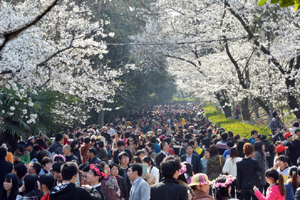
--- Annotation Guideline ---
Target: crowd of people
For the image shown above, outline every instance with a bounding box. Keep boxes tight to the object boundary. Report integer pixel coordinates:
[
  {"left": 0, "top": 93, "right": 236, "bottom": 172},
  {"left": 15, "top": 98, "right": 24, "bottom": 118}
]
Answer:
[{"left": 1, "top": 103, "right": 300, "bottom": 200}]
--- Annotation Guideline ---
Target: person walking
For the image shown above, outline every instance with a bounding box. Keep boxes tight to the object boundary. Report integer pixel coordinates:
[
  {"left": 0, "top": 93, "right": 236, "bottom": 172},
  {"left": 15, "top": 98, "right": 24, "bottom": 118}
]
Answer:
[{"left": 127, "top": 164, "right": 150, "bottom": 200}]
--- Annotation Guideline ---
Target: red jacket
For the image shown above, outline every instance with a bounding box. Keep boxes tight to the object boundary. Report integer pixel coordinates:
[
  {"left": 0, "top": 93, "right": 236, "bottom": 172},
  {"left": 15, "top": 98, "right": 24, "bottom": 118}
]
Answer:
[
  {"left": 255, "top": 184, "right": 285, "bottom": 200},
  {"left": 41, "top": 193, "right": 49, "bottom": 200}
]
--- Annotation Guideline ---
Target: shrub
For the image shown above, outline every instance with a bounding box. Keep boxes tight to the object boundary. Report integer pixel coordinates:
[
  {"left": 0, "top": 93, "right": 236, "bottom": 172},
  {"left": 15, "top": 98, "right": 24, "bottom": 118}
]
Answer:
[{"left": 204, "top": 104, "right": 271, "bottom": 138}]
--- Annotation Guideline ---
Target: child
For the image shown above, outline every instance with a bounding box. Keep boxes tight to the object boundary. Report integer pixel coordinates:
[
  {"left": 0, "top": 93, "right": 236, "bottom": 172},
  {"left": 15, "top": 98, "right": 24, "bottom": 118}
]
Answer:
[{"left": 254, "top": 168, "right": 285, "bottom": 200}]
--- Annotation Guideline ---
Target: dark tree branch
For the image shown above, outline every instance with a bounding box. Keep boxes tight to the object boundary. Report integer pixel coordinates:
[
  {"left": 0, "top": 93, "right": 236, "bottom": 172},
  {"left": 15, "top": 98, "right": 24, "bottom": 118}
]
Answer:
[
  {"left": 0, "top": 0, "right": 59, "bottom": 52},
  {"left": 224, "top": 0, "right": 286, "bottom": 75}
]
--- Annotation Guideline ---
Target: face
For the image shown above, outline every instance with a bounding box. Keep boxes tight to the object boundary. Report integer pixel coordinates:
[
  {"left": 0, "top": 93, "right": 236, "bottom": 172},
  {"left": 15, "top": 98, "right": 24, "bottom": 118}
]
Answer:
[
  {"left": 111, "top": 166, "right": 119, "bottom": 177},
  {"left": 204, "top": 151, "right": 209, "bottom": 159},
  {"left": 277, "top": 160, "right": 287, "bottom": 169},
  {"left": 87, "top": 151, "right": 92, "bottom": 159},
  {"left": 129, "top": 139, "right": 134, "bottom": 145},
  {"left": 186, "top": 146, "right": 193, "bottom": 155},
  {"left": 87, "top": 170, "right": 99, "bottom": 184},
  {"left": 163, "top": 143, "right": 169, "bottom": 152},
  {"left": 118, "top": 145, "right": 124, "bottom": 151},
  {"left": 252, "top": 133, "right": 258, "bottom": 139},
  {"left": 120, "top": 156, "right": 129, "bottom": 166},
  {"left": 81, "top": 172, "right": 88, "bottom": 185},
  {"left": 75, "top": 144, "right": 79, "bottom": 149},
  {"left": 138, "top": 140, "right": 143, "bottom": 145},
  {"left": 3, "top": 179, "right": 12, "bottom": 191},
  {"left": 104, "top": 164, "right": 110, "bottom": 176},
  {"left": 266, "top": 176, "right": 274, "bottom": 185},
  {"left": 262, "top": 145, "right": 265, "bottom": 152},
  {"left": 138, "top": 153, "right": 145, "bottom": 160},
  {"left": 28, "top": 166, "right": 36, "bottom": 175},
  {"left": 54, "top": 171, "right": 62, "bottom": 181},
  {"left": 127, "top": 167, "right": 136, "bottom": 181},
  {"left": 43, "top": 162, "right": 52, "bottom": 172},
  {"left": 198, "top": 184, "right": 210, "bottom": 194},
  {"left": 142, "top": 160, "right": 150, "bottom": 167}
]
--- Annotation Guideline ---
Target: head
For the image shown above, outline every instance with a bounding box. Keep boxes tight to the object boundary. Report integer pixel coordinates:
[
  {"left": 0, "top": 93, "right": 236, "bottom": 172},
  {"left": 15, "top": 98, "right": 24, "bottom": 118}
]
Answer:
[
  {"left": 160, "top": 156, "right": 181, "bottom": 179},
  {"left": 127, "top": 164, "right": 143, "bottom": 181},
  {"left": 16, "top": 144, "right": 24, "bottom": 155},
  {"left": 213, "top": 175, "right": 235, "bottom": 200},
  {"left": 276, "top": 155, "right": 290, "bottom": 170},
  {"left": 178, "top": 162, "right": 193, "bottom": 184},
  {"left": 61, "top": 162, "right": 78, "bottom": 183},
  {"left": 55, "top": 133, "right": 64, "bottom": 144},
  {"left": 70, "top": 140, "right": 80, "bottom": 151},
  {"left": 53, "top": 154, "right": 66, "bottom": 163},
  {"left": 0, "top": 147, "right": 7, "bottom": 159},
  {"left": 272, "top": 111, "right": 278, "bottom": 118},
  {"left": 117, "top": 141, "right": 125, "bottom": 151},
  {"left": 13, "top": 163, "right": 27, "bottom": 179},
  {"left": 160, "top": 141, "right": 169, "bottom": 152},
  {"left": 2, "top": 173, "right": 18, "bottom": 198},
  {"left": 87, "top": 148, "right": 97, "bottom": 159},
  {"left": 136, "top": 150, "right": 146, "bottom": 160},
  {"left": 254, "top": 141, "right": 265, "bottom": 156},
  {"left": 110, "top": 164, "right": 119, "bottom": 177},
  {"left": 189, "top": 173, "right": 210, "bottom": 194},
  {"left": 81, "top": 165, "right": 90, "bottom": 185},
  {"left": 251, "top": 130, "right": 258, "bottom": 139},
  {"left": 87, "top": 164, "right": 107, "bottom": 185},
  {"left": 204, "top": 149, "right": 210, "bottom": 159},
  {"left": 185, "top": 144, "right": 194, "bottom": 156},
  {"left": 220, "top": 133, "right": 228, "bottom": 141},
  {"left": 243, "top": 143, "right": 254, "bottom": 157},
  {"left": 24, "top": 174, "right": 38, "bottom": 194},
  {"left": 288, "top": 166, "right": 298, "bottom": 193},
  {"left": 63, "top": 145, "right": 72, "bottom": 156},
  {"left": 229, "top": 147, "right": 239, "bottom": 159},
  {"left": 28, "top": 163, "right": 42, "bottom": 175},
  {"left": 284, "top": 132, "right": 293, "bottom": 142},
  {"left": 118, "top": 152, "right": 129, "bottom": 166},
  {"left": 209, "top": 144, "right": 219, "bottom": 157},
  {"left": 41, "top": 157, "right": 53, "bottom": 172},
  {"left": 52, "top": 162, "right": 64, "bottom": 182},
  {"left": 142, "top": 156, "right": 155, "bottom": 168},
  {"left": 39, "top": 174, "right": 55, "bottom": 194},
  {"left": 265, "top": 168, "right": 285, "bottom": 196},
  {"left": 145, "top": 143, "right": 154, "bottom": 153}
]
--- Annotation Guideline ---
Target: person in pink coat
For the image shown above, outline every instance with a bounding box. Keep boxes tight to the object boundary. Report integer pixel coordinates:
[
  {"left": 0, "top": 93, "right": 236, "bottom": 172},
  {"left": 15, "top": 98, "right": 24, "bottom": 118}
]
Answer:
[{"left": 253, "top": 168, "right": 286, "bottom": 200}]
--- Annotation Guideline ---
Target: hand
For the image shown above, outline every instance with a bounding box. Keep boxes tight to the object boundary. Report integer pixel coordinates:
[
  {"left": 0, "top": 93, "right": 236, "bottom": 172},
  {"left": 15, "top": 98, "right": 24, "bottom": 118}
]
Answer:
[
  {"left": 116, "top": 192, "right": 120, "bottom": 197},
  {"left": 253, "top": 186, "right": 258, "bottom": 192},
  {"left": 82, "top": 185, "right": 91, "bottom": 190}
]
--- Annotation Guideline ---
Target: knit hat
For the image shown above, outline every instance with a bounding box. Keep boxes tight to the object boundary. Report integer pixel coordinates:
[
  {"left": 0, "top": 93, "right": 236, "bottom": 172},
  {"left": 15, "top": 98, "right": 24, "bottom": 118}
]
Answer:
[{"left": 189, "top": 173, "right": 210, "bottom": 186}]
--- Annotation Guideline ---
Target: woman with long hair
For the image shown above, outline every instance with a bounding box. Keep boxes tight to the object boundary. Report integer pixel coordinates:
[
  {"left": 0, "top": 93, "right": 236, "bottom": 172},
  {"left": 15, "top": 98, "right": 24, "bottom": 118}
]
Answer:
[
  {"left": 212, "top": 174, "right": 237, "bottom": 200},
  {"left": 254, "top": 141, "right": 268, "bottom": 193},
  {"left": 16, "top": 174, "right": 43, "bottom": 200},
  {"left": 284, "top": 166, "right": 298, "bottom": 200},
  {"left": 178, "top": 162, "right": 194, "bottom": 200},
  {"left": 0, "top": 173, "right": 19, "bottom": 200},
  {"left": 99, "top": 162, "right": 120, "bottom": 200},
  {"left": 236, "top": 140, "right": 245, "bottom": 158},
  {"left": 206, "top": 144, "right": 225, "bottom": 181},
  {"left": 70, "top": 140, "right": 82, "bottom": 164},
  {"left": 254, "top": 168, "right": 286, "bottom": 200},
  {"left": 222, "top": 147, "right": 242, "bottom": 198},
  {"left": 142, "top": 156, "right": 159, "bottom": 184},
  {"left": 136, "top": 138, "right": 145, "bottom": 151}
]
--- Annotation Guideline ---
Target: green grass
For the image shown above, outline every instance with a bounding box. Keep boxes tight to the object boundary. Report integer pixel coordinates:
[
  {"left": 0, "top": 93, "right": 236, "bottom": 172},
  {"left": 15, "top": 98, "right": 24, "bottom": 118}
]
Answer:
[{"left": 204, "top": 103, "right": 271, "bottom": 138}]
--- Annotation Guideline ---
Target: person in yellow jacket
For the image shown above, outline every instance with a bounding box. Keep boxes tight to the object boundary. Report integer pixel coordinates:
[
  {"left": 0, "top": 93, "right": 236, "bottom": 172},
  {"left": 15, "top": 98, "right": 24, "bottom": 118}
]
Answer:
[{"left": 1, "top": 143, "right": 14, "bottom": 165}]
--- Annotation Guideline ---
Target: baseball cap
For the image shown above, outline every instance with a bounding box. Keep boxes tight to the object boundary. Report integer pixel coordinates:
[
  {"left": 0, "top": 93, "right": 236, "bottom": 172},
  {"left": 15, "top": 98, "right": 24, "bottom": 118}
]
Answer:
[
  {"left": 189, "top": 173, "right": 210, "bottom": 186},
  {"left": 284, "top": 132, "right": 292, "bottom": 140},
  {"left": 276, "top": 144, "right": 288, "bottom": 153}
]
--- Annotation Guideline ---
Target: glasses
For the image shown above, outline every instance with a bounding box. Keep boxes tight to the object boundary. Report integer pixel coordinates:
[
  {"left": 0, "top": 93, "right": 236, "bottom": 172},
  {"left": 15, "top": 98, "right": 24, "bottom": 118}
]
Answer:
[{"left": 121, "top": 157, "right": 129, "bottom": 160}]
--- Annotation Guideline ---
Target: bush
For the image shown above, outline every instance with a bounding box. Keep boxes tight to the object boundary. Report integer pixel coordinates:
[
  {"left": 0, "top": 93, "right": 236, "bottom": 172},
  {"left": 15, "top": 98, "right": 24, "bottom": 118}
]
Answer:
[{"left": 204, "top": 104, "right": 271, "bottom": 138}]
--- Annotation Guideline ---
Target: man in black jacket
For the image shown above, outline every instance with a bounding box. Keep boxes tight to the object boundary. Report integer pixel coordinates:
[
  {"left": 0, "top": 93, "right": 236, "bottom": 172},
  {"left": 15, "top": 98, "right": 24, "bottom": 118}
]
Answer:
[
  {"left": 49, "top": 162, "right": 94, "bottom": 200},
  {"left": 48, "top": 133, "right": 64, "bottom": 156},
  {"left": 63, "top": 145, "right": 79, "bottom": 165},
  {"left": 150, "top": 156, "right": 188, "bottom": 200},
  {"left": 237, "top": 143, "right": 261, "bottom": 200},
  {"left": 86, "top": 148, "right": 101, "bottom": 165},
  {"left": 155, "top": 141, "right": 169, "bottom": 169},
  {"left": 181, "top": 144, "right": 201, "bottom": 174}
]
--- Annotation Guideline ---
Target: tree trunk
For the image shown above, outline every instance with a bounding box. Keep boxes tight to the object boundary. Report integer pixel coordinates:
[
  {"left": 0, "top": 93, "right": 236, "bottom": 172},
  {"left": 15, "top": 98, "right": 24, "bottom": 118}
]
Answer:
[
  {"left": 241, "top": 97, "right": 251, "bottom": 121},
  {"left": 215, "top": 90, "right": 232, "bottom": 118}
]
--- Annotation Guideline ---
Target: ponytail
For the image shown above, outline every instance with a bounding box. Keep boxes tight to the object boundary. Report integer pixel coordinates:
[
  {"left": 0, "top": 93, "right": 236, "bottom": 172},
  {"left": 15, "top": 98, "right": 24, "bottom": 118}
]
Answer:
[
  {"left": 278, "top": 174, "right": 286, "bottom": 197},
  {"left": 291, "top": 171, "right": 297, "bottom": 193}
]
